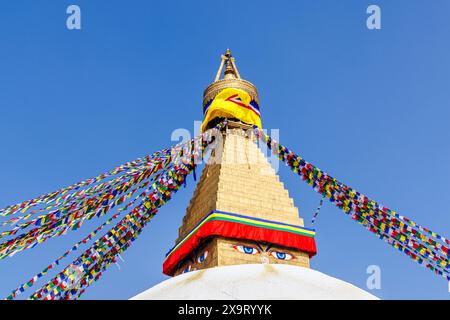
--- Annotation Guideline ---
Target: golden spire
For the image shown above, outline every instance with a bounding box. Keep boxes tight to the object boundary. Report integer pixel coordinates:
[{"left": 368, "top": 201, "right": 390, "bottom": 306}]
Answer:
[
  {"left": 216, "top": 48, "right": 241, "bottom": 80},
  {"left": 204, "top": 49, "right": 259, "bottom": 105}
]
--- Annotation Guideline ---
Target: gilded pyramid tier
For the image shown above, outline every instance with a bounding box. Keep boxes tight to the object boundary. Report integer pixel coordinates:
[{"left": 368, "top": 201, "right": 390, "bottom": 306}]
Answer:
[
  {"left": 177, "top": 125, "right": 304, "bottom": 242},
  {"left": 162, "top": 122, "right": 316, "bottom": 276}
]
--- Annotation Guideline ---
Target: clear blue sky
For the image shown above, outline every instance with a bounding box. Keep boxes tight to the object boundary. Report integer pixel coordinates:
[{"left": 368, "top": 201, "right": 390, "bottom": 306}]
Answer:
[{"left": 0, "top": 0, "right": 449, "bottom": 299}]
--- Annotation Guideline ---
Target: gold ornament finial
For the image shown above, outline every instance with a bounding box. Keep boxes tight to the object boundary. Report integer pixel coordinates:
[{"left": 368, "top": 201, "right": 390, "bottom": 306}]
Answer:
[
  {"left": 223, "top": 49, "right": 240, "bottom": 80},
  {"left": 204, "top": 49, "right": 259, "bottom": 105}
]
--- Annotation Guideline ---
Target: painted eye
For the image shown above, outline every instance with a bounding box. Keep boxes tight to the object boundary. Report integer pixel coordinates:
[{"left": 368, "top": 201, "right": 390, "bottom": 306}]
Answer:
[
  {"left": 197, "top": 251, "right": 208, "bottom": 263},
  {"left": 270, "top": 251, "right": 293, "bottom": 260},
  {"left": 182, "top": 265, "right": 192, "bottom": 273},
  {"left": 233, "top": 245, "right": 259, "bottom": 255}
]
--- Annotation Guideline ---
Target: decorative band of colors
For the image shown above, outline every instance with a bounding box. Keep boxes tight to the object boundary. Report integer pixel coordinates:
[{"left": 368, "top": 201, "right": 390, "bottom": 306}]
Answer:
[{"left": 162, "top": 210, "right": 317, "bottom": 276}]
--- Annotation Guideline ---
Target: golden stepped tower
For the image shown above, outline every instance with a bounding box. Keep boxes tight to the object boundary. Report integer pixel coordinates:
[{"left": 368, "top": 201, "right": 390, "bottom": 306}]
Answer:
[{"left": 163, "top": 49, "right": 316, "bottom": 277}]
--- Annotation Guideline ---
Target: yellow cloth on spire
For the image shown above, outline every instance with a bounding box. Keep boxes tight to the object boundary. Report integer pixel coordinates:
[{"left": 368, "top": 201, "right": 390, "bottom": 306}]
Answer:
[{"left": 201, "top": 88, "right": 262, "bottom": 132}]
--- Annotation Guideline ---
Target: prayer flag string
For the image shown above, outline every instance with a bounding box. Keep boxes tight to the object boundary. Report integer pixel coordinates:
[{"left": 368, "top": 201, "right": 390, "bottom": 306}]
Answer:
[
  {"left": 29, "top": 121, "right": 226, "bottom": 300},
  {"left": 311, "top": 197, "right": 325, "bottom": 225},
  {"left": 2, "top": 121, "right": 227, "bottom": 300},
  {"left": 253, "top": 127, "right": 449, "bottom": 281}
]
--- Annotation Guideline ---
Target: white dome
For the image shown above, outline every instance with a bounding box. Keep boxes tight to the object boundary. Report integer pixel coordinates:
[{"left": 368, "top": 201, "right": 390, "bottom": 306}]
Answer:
[{"left": 131, "top": 264, "right": 378, "bottom": 300}]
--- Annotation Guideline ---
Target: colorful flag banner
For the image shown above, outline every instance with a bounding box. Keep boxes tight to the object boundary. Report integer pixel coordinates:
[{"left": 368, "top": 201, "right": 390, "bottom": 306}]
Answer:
[
  {"left": 311, "top": 197, "right": 325, "bottom": 225},
  {"left": 0, "top": 121, "right": 226, "bottom": 261},
  {"left": 252, "top": 127, "right": 449, "bottom": 281},
  {"left": 6, "top": 175, "right": 158, "bottom": 299},
  {"left": 2, "top": 121, "right": 227, "bottom": 300},
  {"left": 29, "top": 148, "right": 208, "bottom": 300}
]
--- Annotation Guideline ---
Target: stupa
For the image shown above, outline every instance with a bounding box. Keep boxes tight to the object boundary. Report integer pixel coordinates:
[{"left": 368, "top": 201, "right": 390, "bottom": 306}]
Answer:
[{"left": 132, "top": 50, "right": 378, "bottom": 300}]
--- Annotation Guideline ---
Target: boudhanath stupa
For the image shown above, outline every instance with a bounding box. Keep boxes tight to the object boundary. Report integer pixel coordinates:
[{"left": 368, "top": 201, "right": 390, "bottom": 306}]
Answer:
[
  {"left": 132, "top": 49, "right": 378, "bottom": 300},
  {"left": 2, "top": 47, "right": 447, "bottom": 301}
]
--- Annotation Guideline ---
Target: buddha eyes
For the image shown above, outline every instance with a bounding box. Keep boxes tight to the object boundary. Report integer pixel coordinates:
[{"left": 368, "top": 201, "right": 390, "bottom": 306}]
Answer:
[
  {"left": 232, "top": 245, "right": 294, "bottom": 260},
  {"left": 183, "top": 265, "right": 198, "bottom": 274},
  {"left": 270, "top": 251, "right": 293, "bottom": 261},
  {"left": 182, "top": 265, "right": 192, "bottom": 273},
  {"left": 197, "top": 251, "right": 208, "bottom": 263},
  {"left": 182, "top": 250, "right": 208, "bottom": 274},
  {"left": 233, "top": 245, "right": 260, "bottom": 255}
]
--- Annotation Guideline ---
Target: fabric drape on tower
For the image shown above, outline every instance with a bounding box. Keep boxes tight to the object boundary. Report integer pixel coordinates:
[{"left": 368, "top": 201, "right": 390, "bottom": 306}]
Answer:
[{"left": 201, "top": 88, "right": 262, "bottom": 132}]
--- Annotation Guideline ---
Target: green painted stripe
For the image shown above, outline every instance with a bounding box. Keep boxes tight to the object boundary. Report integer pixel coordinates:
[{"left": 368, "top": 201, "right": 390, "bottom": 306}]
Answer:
[
  {"left": 166, "top": 214, "right": 314, "bottom": 259},
  {"left": 214, "top": 216, "right": 314, "bottom": 236}
]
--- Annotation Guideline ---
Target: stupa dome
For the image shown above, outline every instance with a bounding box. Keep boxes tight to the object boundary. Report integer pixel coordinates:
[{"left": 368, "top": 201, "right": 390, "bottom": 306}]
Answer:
[{"left": 131, "top": 264, "right": 378, "bottom": 300}]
